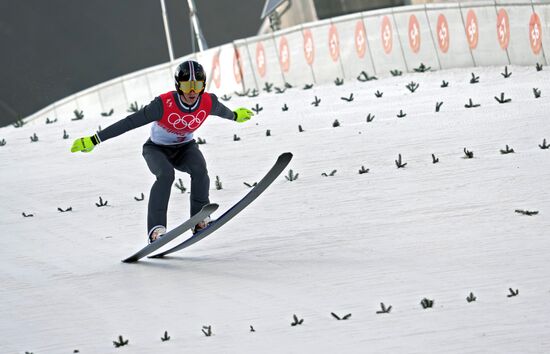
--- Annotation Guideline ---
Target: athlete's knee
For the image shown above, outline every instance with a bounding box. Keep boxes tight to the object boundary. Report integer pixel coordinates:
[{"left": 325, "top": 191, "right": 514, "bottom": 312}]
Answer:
[{"left": 156, "top": 169, "right": 175, "bottom": 183}]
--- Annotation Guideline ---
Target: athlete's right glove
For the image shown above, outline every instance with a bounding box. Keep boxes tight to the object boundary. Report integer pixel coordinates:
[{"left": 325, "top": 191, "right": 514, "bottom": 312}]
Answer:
[{"left": 70, "top": 134, "right": 100, "bottom": 153}]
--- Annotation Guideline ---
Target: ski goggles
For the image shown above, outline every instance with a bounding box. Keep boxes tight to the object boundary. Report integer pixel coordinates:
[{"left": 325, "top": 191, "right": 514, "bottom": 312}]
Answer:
[{"left": 178, "top": 80, "right": 205, "bottom": 93}]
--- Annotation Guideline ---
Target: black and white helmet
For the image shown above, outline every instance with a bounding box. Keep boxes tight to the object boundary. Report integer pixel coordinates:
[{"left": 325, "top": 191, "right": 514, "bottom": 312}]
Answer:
[{"left": 174, "top": 60, "right": 206, "bottom": 95}]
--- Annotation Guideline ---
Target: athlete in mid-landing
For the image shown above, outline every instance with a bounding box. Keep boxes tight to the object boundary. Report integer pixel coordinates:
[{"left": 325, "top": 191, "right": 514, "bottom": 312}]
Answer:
[{"left": 71, "top": 60, "right": 254, "bottom": 243}]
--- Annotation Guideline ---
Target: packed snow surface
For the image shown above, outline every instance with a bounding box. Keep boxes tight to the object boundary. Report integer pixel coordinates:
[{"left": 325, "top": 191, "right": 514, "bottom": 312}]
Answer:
[{"left": 1, "top": 66, "right": 549, "bottom": 353}]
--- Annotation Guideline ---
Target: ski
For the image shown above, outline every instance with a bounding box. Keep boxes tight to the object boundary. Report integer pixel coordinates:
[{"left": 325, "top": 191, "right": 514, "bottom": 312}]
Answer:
[
  {"left": 121, "top": 203, "right": 219, "bottom": 263},
  {"left": 149, "top": 152, "right": 293, "bottom": 258}
]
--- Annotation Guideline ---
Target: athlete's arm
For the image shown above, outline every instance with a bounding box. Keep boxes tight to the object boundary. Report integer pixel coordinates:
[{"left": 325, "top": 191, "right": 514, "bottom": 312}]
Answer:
[{"left": 96, "top": 97, "right": 163, "bottom": 142}]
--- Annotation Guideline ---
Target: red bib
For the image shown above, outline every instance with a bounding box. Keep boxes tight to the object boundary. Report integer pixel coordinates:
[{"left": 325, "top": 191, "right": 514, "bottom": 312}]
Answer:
[{"left": 157, "top": 92, "right": 213, "bottom": 135}]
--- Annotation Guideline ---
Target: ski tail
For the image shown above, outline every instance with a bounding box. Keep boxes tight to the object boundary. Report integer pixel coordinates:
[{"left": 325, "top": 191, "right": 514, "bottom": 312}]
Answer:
[{"left": 122, "top": 203, "right": 219, "bottom": 263}]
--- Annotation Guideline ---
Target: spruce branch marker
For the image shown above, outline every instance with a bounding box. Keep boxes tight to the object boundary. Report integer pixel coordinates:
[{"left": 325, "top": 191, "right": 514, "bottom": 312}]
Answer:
[
  {"left": 0, "top": 138, "right": 6, "bottom": 146},
  {"left": 134, "top": 193, "right": 145, "bottom": 201},
  {"left": 331, "top": 312, "right": 352, "bottom": 320},
  {"left": 71, "top": 109, "right": 84, "bottom": 121},
  {"left": 197, "top": 137, "right": 206, "bottom": 144},
  {"left": 441, "top": 80, "right": 449, "bottom": 88},
  {"left": 397, "top": 110, "right": 407, "bottom": 118},
  {"left": 250, "top": 325, "right": 256, "bottom": 332},
  {"left": 127, "top": 101, "right": 142, "bottom": 113},
  {"left": 334, "top": 77, "right": 344, "bottom": 86},
  {"left": 357, "top": 71, "right": 377, "bottom": 81},
  {"left": 30, "top": 133, "right": 39, "bottom": 142},
  {"left": 358, "top": 166, "right": 370, "bottom": 174},
  {"left": 395, "top": 154, "right": 407, "bottom": 168},
  {"left": 466, "top": 292, "right": 477, "bottom": 303},
  {"left": 174, "top": 179, "right": 187, "bottom": 193},
  {"left": 465, "top": 99, "right": 480, "bottom": 108},
  {"left": 376, "top": 303, "right": 392, "bottom": 314},
  {"left": 248, "top": 89, "right": 259, "bottom": 97},
  {"left": 435, "top": 101, "right": 443, "bottom": 112},
  {"left": 13, "top": 119, "right": 25, "bottom": 128},
  {"left": 202, "top": 325, "right": 213, "bottom": 337},
  {"left": 321, "top": 170, "right": 337, "bottom": 177},
  {"left": 285, "top": 169, "right": 299, "bottom": 181},
  {"left": 161, "top": 330, "right": 170, "bottom": 342},
  {"left": 501, "top": 66, "right": 512, "bottom": 78},
  {"left": 266, "top": 129, "right": 271, "bottom": 137},
  {"left": 406, "top": 81, "right": 419, "bottom": 93},
  {"left": 243, "top": 182, "right": 258, "bottom": 188},
  {"left": 282, "top": 103, "right": 289, "bottom": 111},
  {"left": 22, "top": 212, "right": 34, "bottom": 218},
  {"left": 101, "top": 109, "right": 114, "bottom": 117},
  {"left": 421, "top": 298, "right": 435, "bottom": 309},
  {"left": 494, "top": 92, "right": 511, "bottom": 104},
  {"left": 298, "top": 125, "right": 304, "bottom": 133},
  {"left": 95, "top": 196, "right": 108, "bottom": 207},
  {"left": 507, "top": 288, "right": 519, "bottom": 297},
  {"left": 235, "top": 89, "right": 250, "bottom": 97},
  {"left": 215, "top": 176, "right": 223, "bottom": 190},
  {"left": 375, "top": 90, "right": 384, "bottom": 98},
  {"left": 57, "top": 207, "right": 73, "bottom": 212},
  {"left": 233, "top": 134, "right": 241, "bottom": 141},
  {"left": 515, "top": 209, "right": 538, "bottom": 216},
  {"left": 533, "top": 88, "right": 541, "bottom": 99},
  {"left": 275, "top": 87, "right": 286, "bottom": 94},
  {"left": 46, "top": 117, "right": 58, "bottom": 124},
  {"left": 464, "top": 148, "right": 474, "bottom": 159},
  {"left": 220, "top": 94, "right": 231, "bottom": 101},
  {"left": 312, "top": 96, "right": 321, "bottom": 107},
  {"left": 252, "top": 103, "right": 263, "bottom": 114},
  {"left": 341, "top": 93, "right": 354, "bottom": 102},
  {"left": 390, "top": 69, "right": 402, "bottom": 76},
  {"left": 414, "top": 63, "right": 431, "bottom": 72},
  {"left": 263, "top": 82, "right": 274, "bottom": 93},
  {"left": 112, "top": 335, "right": 129, "bottom": 348},
  {"left": 332, "top": 119, "right": 341, "bottom": 127},
  {"left": 500, "top": 145, "right": 515, "bottom": 154},
  {"left": 536, "top": 62, "right": 543, "bottom": 71},
  {"left": 539, "top": 139, "right": 549, "bottom": 149},
  {"left": 303, "top": 84, "right": 314, "bottom": 90},
  {"left": 291, "top": 314, "right": 304, "bottom": 326},
  {"left": 470, "top": 73, "right": 480, "bottom": 84},
  {"left": 432, "top": 154, "right": 439, "bottom": 164},
  {"left": 366, "top": 113, "right": 375, "bottom": 122},
  {"left": 63, "top": 130, "right": 69, "bottom": 139}
]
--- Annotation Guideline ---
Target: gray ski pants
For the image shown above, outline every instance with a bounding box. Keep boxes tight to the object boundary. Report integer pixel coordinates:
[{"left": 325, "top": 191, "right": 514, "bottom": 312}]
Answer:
[{"left": 142, "top": 139, "right": 210, "bottom": 235}]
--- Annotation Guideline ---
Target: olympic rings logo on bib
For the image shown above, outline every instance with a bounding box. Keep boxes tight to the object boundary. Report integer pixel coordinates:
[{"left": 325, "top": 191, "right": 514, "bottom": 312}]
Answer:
[{"left": 167, "top": 110, "right": 207, "bottom": 131}]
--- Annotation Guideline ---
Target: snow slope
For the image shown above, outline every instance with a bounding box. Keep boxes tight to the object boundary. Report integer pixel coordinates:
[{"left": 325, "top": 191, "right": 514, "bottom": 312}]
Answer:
[{"left": 1, "top": 66, "right": 549, "bottom": 354}]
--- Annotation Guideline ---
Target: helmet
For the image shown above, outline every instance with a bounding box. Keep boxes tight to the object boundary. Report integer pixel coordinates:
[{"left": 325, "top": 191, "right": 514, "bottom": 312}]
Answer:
[{"left": 174, "top": 60, "right": 206, "bottom": 95}]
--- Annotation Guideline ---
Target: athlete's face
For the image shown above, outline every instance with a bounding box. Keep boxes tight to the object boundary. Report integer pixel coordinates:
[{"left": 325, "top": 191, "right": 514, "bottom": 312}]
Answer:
[{"left": 180, "top": 90, "right": 199, "bottom": 105}]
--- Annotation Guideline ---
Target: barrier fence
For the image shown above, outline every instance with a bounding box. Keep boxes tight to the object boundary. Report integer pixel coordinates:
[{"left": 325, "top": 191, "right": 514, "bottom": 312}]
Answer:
[{"left": 23, "top": 1, "right": 548, "bottom": 124}]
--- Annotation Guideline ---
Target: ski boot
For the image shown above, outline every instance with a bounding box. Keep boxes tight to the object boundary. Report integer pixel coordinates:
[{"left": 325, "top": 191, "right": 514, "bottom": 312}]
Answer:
[
  {"left": 192, "top": 216, "right": 211, "bottom": 234},
  {"left": 148, "top": 226, "right": 166, "bottom": 244}
]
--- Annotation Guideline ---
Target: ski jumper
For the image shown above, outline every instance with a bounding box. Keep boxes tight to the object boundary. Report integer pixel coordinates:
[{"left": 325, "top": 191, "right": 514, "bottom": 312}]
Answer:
[{"left": 96, "top": 91, "right": 235, "bottom": 236}]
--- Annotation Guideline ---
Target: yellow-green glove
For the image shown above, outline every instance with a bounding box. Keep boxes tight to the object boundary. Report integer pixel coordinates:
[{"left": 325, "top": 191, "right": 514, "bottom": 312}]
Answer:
[
  {"left": 70, "top": 134, "right": 100, "bottom": 153},
  {"left": 233, "top": 108, "right": 254, "bottom": 123}
]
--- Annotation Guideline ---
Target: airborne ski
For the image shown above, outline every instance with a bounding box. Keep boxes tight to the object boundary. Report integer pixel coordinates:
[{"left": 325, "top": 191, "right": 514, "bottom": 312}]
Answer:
[
  {"left": 122, "top": 203, "right": 219, "bottom": 263},
  {"left": 149, "top": 152, "right": 293, "bottom": 258}
]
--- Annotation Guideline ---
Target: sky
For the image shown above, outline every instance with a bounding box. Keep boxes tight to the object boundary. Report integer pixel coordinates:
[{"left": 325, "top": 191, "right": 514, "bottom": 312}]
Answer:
[{"left": 1, "top": 65, "right": 549, "bottom": 353}]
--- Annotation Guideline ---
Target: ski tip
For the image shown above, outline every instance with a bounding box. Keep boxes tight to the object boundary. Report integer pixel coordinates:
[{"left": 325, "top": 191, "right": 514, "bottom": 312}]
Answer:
[{"left": 280, "top": 152, "right": 293, "bottom": 160}]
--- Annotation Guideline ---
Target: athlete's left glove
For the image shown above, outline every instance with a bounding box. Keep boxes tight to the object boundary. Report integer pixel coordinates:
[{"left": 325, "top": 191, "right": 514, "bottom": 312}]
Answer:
[
  {"left": 233, "top": 108, "right": 254, "bottom": 123},
  {"left": 70, "top": 134, "right": 100, "bottom": 153}
]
